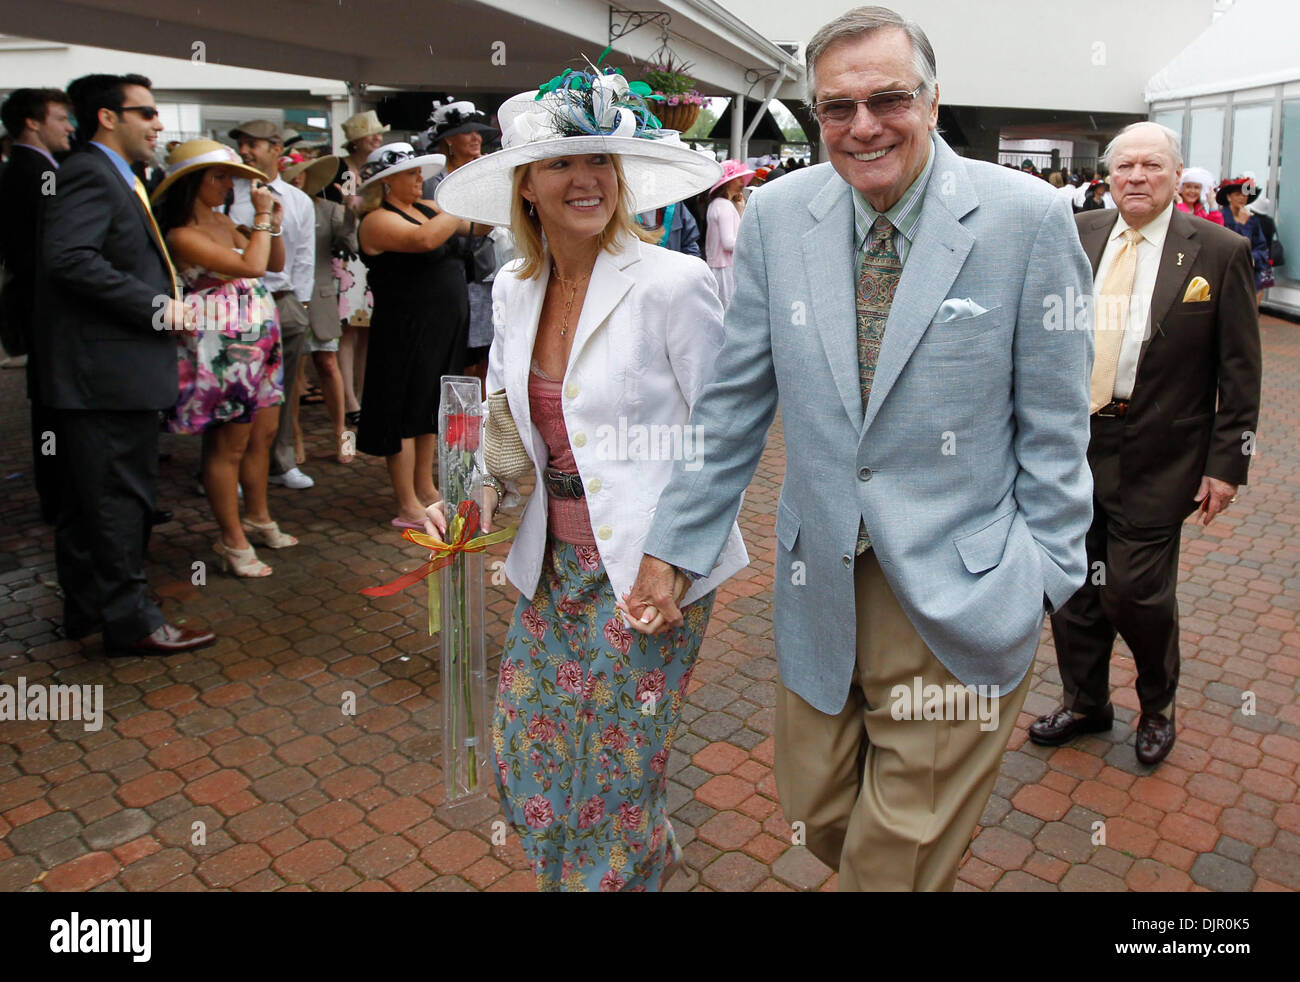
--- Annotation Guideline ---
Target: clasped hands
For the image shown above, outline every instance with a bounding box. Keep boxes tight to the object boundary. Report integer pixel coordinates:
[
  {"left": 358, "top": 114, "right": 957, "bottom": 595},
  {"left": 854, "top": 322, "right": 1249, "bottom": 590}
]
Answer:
[{"left": 617, "top": 556, "right": 692, "bottom": 636}]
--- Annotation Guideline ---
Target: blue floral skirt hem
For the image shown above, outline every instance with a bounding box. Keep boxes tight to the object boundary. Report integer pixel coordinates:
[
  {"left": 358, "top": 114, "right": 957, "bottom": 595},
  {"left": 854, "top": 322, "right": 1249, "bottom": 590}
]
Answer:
[{"left": 492, "top": 536, "right": 714, "bottom": 892}]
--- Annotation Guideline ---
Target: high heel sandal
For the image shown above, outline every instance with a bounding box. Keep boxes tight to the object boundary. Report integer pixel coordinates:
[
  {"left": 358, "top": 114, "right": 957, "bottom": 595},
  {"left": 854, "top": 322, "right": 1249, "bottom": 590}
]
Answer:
[
  {"left": 241, "top": 519, "right": 299, "bottom": 549},
  {"left": 214, "top": 541, "right": 272, "bottom": 577}
]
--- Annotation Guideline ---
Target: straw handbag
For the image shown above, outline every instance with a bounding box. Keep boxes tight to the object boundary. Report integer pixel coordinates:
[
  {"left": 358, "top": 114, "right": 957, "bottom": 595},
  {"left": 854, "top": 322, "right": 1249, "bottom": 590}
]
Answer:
[{"left": 484, "top": 389, "right": 533, "bottom": 480}]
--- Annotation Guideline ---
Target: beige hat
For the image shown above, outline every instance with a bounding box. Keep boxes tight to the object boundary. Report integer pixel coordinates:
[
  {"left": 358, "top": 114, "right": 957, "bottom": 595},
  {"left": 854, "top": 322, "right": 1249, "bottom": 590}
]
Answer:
[
  {"left": 150, "top": 139, "right": 269, "bottom": 205},
  {"left": 282, "top": 154, "right": 342, "bottom": 197},
  {"left": 342, "top": 110, "right": 389, "bottom": 144},
  {"left": 229, "top": 119, "right": 283, "bottom": 143}
]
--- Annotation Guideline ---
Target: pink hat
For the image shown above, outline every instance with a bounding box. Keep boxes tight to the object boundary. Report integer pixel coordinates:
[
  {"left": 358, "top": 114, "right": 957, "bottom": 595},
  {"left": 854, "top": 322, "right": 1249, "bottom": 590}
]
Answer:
[{"left": 710, "top": 159, "right": 756, "bottom": 195}]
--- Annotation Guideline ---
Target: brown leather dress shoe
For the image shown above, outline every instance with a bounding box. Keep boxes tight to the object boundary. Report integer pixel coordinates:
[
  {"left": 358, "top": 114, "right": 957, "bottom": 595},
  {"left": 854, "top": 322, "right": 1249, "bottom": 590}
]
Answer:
[
  {"left": 1028, "top": 703, "right": 1114, "bottom": 746},
  {"left": 115, "top": 623, "right": 217, "bottom": 657},
  {"left": 1136, "top": 707, "right": 1176, "bottom": 765}
]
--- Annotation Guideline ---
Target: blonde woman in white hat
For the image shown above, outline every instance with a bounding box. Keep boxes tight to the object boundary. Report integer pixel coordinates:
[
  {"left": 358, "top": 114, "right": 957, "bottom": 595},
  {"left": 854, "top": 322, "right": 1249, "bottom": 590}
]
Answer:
[
  {"left": 152, "top": 139, "right": 298, "bottom": 577},
  {"left": 337, "top": 110, "right": 389, "bottom": 427},
  {"left": 355, "top": 143, "right": 471, "bottom": 527},
  {"left": 432, "top": 68, "right": 746, "bottom": 891}
]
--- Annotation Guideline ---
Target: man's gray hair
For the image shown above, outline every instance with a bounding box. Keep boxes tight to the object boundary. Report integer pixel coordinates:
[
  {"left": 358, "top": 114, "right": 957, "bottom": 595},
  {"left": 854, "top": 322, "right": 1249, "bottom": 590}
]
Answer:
[
  {"left": 1100, "top": 121, "right": 1184, "bottom": 169},
  {"left": 804, "top": 6, "right": 938, "bottom": 107}
]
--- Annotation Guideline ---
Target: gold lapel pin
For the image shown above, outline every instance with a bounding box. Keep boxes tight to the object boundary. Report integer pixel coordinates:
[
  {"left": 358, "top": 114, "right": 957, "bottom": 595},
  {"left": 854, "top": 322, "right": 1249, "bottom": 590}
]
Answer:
[{"left": 1177, "top": 253, "right": 1184, "bottom": 266}]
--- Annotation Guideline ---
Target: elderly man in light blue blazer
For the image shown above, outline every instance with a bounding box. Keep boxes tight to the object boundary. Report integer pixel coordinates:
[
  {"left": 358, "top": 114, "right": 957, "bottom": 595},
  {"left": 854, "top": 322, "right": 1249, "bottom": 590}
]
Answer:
[{"left": 624, "top": 5, "right": 1094, "bottom": 891}]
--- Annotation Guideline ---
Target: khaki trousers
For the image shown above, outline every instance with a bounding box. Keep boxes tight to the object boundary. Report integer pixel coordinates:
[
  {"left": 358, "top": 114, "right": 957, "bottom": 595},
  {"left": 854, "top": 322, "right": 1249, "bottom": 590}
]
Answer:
[{"left": 774, "top": 551, "right": 1029, "bottom": 891}]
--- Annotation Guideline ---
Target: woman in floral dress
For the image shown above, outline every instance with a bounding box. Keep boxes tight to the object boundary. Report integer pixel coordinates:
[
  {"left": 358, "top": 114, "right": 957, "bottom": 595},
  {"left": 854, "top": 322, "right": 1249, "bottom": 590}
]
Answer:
[
  {"left": 430, "top": 68, "right": 746, "bottom": 891},
  {"left": 153, "top": 139, "right": 299, "bottom": 577}
]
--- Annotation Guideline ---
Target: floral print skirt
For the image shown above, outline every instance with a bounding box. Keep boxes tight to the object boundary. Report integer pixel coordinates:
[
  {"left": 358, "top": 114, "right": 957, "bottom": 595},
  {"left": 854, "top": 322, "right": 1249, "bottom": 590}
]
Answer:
[
  {"left": 493, "top": 536, "right": 714, "bottom": 892},
  {"left": 165, "top": 276, "right": 283, "bottom": 435}
]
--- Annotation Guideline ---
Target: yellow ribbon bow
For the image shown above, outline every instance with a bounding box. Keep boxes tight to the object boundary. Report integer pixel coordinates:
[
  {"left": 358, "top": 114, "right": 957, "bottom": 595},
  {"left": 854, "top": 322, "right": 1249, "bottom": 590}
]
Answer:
[{"left": 362, "top": 500, "right": 515, "bottom": 634}]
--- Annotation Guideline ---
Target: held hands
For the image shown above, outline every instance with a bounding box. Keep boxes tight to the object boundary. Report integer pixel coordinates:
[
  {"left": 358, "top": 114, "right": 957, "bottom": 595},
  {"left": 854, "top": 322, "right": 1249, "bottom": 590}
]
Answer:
[
  {"left": 166, "top": 298, "right": 196, "bottom": 332},
  {"left": 1194, "top": 476, "right": 1238, "bottom": 526},
  {"left": 422, "top": 484, "right": 499, "bottom": 540},
  {"left": 617, "top": 556, "right": 691, "bottom": 635}
]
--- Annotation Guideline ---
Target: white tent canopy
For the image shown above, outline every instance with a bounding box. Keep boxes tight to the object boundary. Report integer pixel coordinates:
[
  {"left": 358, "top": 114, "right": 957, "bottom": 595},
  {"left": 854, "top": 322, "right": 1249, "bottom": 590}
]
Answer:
[{"left": 1145, "top": 0, "right": 1300, "bottom": 102}]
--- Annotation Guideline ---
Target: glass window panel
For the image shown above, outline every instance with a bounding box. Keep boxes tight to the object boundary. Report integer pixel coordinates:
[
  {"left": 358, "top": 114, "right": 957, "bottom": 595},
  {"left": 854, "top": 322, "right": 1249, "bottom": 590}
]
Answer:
[
  {"left": 1152, "top": 109, "right": 1184, "bottom": 147},
  {"left": 1230, "top": 103, "right": 1272, "bottom": 195},
  {"left": 1188, "top": 106, "right": 1225, "bottom": 176},
  {"left": 1273, "top": 101, "right": 1300, "bottom": 280}
]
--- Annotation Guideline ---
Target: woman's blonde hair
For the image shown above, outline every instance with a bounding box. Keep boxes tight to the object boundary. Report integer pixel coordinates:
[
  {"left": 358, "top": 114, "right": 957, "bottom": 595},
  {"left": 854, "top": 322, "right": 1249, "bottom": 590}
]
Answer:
[
  {"left": 509, "top": 154, "right": 657, "bottom": 279},
  {"left": 358, "top": 180, "right": 386, "bottom": 216}
]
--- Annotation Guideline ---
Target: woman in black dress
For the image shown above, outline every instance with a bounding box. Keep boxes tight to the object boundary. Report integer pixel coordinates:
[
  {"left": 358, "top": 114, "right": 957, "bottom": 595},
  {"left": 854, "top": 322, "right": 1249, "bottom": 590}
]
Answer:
[{"left": 356, "top": 143, "right": 474, "bottom": 527}]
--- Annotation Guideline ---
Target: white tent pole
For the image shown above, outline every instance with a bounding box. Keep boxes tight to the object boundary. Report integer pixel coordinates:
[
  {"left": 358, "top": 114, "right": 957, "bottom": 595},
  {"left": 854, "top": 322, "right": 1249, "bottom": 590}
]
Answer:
[{"left": 730, "top": 92, "right": 745, "bottom": 161}]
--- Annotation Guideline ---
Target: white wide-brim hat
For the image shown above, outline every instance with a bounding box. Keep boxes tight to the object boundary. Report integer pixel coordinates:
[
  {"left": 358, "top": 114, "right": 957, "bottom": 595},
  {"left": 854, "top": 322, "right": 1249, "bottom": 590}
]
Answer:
[
  {"left": 358, "top": 142, "right": 446, "bottom": 190},
  {"left": 435, "top": 73, "right": 721, "bottom": 227}
]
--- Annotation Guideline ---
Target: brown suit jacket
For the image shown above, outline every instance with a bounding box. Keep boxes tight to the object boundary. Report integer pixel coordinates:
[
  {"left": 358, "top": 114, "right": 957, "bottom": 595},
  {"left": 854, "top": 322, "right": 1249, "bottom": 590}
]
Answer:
[{"left": 1076, "top": 206, "right": 1261, "bottom": 527}]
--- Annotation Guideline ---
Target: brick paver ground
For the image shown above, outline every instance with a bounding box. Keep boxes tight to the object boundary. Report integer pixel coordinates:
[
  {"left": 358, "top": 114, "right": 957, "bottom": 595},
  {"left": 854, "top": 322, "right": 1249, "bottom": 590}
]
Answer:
[{"left": 2, "top": 317, "right": 1298, "bottom": 892}]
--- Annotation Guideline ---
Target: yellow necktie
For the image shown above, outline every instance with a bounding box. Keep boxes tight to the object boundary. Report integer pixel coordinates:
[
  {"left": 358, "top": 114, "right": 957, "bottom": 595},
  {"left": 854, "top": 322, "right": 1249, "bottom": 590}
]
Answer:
[
  {"left": 1090, "top": 227, "right": 1142, "bottom": 413},
  {"left": 133, "top": 176, "right": 181, "bottom": 301}
]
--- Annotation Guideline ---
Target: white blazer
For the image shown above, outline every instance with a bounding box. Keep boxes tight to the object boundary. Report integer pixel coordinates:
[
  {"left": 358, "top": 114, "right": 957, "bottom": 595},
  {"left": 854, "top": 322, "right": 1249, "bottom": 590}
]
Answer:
[{"left": 487, "top": 234, "right": 748, "bottom": 606}]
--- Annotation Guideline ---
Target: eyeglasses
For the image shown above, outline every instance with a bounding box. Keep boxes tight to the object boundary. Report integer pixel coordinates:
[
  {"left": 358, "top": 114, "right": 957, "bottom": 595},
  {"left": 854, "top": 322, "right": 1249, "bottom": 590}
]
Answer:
[
  {"left": 117, "top": 105, "right": 160, "bottom": 121},
  {"left": 812, "top": 85, "right": 924, "bottom": 126}
]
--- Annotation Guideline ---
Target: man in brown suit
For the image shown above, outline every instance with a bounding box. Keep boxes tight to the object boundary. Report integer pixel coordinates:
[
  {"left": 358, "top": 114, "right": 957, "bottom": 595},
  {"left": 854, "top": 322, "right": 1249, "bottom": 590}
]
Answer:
[{"left": 1030, "top": 121, "right": 1261, "bottom": 766}]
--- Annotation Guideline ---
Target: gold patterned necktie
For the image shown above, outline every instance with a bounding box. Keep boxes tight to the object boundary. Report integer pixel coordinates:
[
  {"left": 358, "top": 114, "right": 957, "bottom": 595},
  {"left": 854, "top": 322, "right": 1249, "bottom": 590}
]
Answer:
[
  {"left": 854, "top": 215, "right": 901, "bottom": 554},
  {"left": 1090, "top": 227, "right": 1142, "bottom": 413},
  {"left": 133, "top": 175, "right": 181, "bottom": 301}
]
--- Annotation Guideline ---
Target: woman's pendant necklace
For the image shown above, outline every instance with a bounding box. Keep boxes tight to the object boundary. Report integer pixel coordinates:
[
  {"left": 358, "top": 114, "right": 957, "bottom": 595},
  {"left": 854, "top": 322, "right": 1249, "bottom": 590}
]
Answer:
[{"left": 552, "top": 263, "right": 590, "bottom": 337}]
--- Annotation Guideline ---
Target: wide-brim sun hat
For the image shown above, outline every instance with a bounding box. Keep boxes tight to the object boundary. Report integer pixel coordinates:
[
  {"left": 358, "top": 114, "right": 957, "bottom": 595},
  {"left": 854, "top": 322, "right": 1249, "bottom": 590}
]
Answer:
[
  {"left": 423, "top": 99, "right": 498, "bottom": 146},
  {"left": 283, "top": 154, "right": 342, "bottom": 198},
  {"left": 358, "top": 142, "right": 446, "bottom": 190},
  {"left": 710, "top": 159, "right": 756, "bottom": 195},
  {"left": 1216, "top": 176, "right": 1260, "bottom": 208},
  {"left": 151, "top": 139, "right": 269, "bottom": 205},
  {"left": 434, "top": 67, "right": 722, "bottom": 227},
  {"left": 342, "top": 110, "right": 389, "bottom": 144}
]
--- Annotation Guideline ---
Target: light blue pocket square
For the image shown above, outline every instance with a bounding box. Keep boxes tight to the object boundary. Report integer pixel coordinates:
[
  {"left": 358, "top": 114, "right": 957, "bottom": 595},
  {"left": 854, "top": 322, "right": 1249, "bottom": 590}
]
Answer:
[{"left": 935, "top": 298, "right": 990, "bottom": 322}]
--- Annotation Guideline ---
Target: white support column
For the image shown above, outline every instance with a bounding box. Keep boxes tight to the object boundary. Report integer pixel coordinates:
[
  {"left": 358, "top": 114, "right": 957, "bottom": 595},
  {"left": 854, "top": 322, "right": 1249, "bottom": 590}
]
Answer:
[
  {"left": 730, "top": 92, "right": 745, "bottom": 162},
  {"left": 327, "top": 94, "right": 351, "bottom": 153}
]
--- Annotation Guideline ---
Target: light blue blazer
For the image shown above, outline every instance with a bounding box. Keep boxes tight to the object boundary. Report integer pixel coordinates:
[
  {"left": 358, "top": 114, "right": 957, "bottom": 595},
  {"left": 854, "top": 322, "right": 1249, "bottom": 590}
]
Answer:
[{"left": 644, "top": 133, "right": 1095, "bottom": 715}]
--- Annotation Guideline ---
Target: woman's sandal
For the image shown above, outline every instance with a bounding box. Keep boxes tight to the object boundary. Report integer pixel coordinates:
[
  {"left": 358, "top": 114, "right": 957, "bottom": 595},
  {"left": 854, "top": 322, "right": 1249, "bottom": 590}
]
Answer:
[
  {"left": 213, "top": 541, "right": 272, "bottom": 577},
  {"left": 242, "top": 519, "right": 299, "bottom": 549}
]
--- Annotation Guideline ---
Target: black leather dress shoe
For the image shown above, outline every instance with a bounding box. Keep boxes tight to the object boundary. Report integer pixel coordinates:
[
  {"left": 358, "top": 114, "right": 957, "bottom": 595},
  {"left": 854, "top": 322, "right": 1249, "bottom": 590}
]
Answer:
[
  {"left": 1028, "top": 703, "right": 1114, "bottom": 746},
  {"left": 1136, "top": 707, "right": 1176, "bottom": 765},
  {"left": 150, "top": 508, "right": 174, "bottom": 526},
  {"left": 109, "top": 623, "right": 216, "bottom": 657}
]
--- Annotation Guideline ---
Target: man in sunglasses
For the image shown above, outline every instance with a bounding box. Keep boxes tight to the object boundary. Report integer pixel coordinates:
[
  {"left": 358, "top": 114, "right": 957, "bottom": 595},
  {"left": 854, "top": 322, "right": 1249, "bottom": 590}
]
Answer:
[
  {"left": 627, "top": 4, "right": 1093, "bottom": 890},
  {"left": 33, "top": 73, "right": 216, "bottom": 656}
]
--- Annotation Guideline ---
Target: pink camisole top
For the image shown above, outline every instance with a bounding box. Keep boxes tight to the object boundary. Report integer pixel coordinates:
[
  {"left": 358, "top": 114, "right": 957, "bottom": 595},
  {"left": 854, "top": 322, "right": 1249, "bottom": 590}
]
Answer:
[{"left": 528, "top": 363, "right": 595, "bottom": 545}]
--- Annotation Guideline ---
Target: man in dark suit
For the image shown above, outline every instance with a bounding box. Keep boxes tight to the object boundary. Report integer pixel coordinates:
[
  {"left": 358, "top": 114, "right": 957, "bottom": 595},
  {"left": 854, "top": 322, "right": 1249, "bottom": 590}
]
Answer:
[
  {"left": 1031, "top": 121, "right": 1261, "bottom": 765},
  {"left": 0, "top": 88, "right": 74, "bottom": 523},
  {"left": 34, "top": 73, "right": 215, "bottom": 655}
]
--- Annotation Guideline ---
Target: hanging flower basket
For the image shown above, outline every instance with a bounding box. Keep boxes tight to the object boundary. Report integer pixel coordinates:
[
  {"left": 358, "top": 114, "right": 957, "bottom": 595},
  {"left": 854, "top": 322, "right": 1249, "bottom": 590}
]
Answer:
[{"left": 652, "top": 101, "right": 701, "bottom": 133}]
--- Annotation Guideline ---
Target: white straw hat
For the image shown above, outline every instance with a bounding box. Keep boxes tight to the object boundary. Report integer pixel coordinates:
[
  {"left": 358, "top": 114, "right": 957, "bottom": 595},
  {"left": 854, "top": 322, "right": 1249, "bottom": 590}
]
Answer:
[
  {"left": 358, "top": 142, "right": 446, "bottom": 189},
  {"left": 435, "top": 69, "right": 721, "bottom": 227}
]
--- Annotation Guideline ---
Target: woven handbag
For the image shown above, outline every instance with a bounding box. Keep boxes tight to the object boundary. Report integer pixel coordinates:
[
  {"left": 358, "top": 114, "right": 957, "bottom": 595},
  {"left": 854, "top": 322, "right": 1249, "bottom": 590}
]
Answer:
[{"left": 485, "top": 389, "right": 533, "bottom": 480}]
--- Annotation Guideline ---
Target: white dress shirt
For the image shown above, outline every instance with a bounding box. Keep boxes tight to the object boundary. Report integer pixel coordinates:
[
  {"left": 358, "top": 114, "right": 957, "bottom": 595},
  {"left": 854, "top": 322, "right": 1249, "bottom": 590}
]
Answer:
[
  {"left": 229, "top": 175, "right": 315, "bottom": 302},
  {"left": 1093, "top": 199, "right": 1175, "bottom": 400}
]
